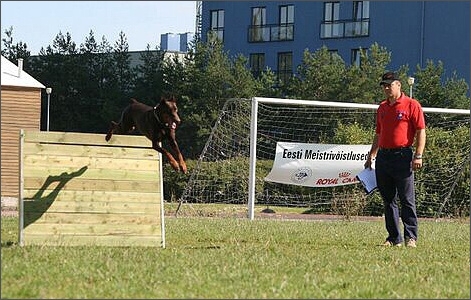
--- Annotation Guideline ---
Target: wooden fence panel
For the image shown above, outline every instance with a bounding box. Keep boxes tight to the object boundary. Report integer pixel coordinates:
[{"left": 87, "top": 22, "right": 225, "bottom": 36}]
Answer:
[{"left": 19, "top": 130, "right": 165, "bottom": 247}]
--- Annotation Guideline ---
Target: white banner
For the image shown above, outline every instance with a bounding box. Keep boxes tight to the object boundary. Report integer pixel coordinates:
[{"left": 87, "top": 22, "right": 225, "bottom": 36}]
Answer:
[{"left": 265, "top": 142, "right": 371, "bottom": 187}]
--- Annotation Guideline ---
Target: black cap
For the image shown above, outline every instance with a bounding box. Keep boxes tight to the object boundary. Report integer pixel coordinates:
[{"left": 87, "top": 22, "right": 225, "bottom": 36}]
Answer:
[{"left": 380, "top": 72, "right": 400, "bottom": 85}]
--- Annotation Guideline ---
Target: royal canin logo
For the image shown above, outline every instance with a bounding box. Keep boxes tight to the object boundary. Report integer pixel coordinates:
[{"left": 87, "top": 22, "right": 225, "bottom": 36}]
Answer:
[{"left": 338, "top": 172, "right": 351, "bottom": 178}]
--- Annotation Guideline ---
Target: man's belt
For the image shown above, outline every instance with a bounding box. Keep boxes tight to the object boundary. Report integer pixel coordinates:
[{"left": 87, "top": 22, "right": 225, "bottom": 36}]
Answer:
[{"left": 379, "top": 147, "right": 411, "bottom": 153}]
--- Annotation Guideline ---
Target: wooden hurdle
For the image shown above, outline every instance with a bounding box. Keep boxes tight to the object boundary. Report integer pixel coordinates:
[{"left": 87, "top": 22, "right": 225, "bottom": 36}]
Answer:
[{"left": 18, "top": 130, "right": 165, "bottom": 247}]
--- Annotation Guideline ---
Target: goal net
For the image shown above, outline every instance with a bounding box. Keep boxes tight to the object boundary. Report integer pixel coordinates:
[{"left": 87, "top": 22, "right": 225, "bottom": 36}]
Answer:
[{"left": 179, "top": 97, "right": 470, "bottom": 219}]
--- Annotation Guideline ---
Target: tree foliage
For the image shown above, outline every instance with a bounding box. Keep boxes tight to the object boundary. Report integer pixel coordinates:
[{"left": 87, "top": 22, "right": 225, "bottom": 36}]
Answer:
[
  {"left": 1, "top": 27, "right": 30, "bottom": 61},
  {"left": 2, "top": 28, "right": 469, "bottom": 159},
  {"left": 292, "top": 46, "right": 346, "bottom": 100}
]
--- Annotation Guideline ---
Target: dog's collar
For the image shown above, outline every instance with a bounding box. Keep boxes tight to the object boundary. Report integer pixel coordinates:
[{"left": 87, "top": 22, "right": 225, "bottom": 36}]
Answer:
[
  {"left": 153, "top": 105, "right": 175, "bottom": 130},
  {"left": 153, "top": 105, "right": 165, "bottom": 127}
]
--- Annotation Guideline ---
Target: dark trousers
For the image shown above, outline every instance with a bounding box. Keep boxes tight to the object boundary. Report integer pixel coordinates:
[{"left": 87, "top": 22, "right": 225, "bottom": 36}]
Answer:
[{"left": 375, "top": 148, "right": 418, "bottom": 243}]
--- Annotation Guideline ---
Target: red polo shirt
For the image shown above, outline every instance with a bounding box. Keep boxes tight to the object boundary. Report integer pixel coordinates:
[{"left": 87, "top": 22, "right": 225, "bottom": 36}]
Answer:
[{"left": 376, "top": 93, "right": 426, "bottom": 148}]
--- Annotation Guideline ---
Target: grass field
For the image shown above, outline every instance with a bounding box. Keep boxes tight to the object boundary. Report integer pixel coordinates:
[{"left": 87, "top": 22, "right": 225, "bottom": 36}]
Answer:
[{"left": 1, "top": 208, "right": 469, "bottom": 299}]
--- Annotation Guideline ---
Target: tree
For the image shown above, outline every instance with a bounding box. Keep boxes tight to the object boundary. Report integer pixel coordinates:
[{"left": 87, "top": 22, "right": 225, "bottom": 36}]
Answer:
[
  {"left": 113, "top": 31, "right": 135, "bottom": 95},
  {"left": 5, "top": 22, "right": 467, "bottom": 157},
  {"left": 342, "top": 43, "right": 391, "bottom": 103},
  {"left": 98, "top": 31, "right": 136, "bottom": 127},
  {"left": 442, "top": 72, "right": 469, "bottom": 109},
  {"left": 1, "top": 26, "right": 30, "bottom": 61},
  {"left": 290, "top": 46, "right": 346, "bottom": 101},
  {"left": 227, "top": 54, "right": 259, "bottom": 99},
  {"left": 133, "top": 45, "right": 166, "bottom": 103},
  {"left": 254, "top": 67, "right": 283, "bottom": 98},
  {"left": 414, "top": 60, "right": 470, "bottom": 109},
  {"left": 26, "top": 31, "right": 82, "bottom": 131},
  {"left": 161, "top": 52, "right": 191, "bottom": 98}
]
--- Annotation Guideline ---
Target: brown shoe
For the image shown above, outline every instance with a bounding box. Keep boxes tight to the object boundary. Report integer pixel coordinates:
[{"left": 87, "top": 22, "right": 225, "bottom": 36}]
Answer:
[
  {"left": 383, "top": 240, "right": 402, "bottom": 247},
  {"left": 405, "top": 238, "right": 417, "bottom": 248}
]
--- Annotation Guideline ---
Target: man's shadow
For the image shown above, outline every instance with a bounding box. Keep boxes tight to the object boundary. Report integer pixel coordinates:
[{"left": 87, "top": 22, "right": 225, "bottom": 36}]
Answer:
[{"left": 23, "top": 166, "right": 88, "bottom": 228}]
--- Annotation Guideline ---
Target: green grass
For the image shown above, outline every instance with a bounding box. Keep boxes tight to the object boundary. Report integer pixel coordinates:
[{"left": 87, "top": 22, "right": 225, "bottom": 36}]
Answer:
[{"left": 1, "top": 214, "right": 469, "bottom": 299}]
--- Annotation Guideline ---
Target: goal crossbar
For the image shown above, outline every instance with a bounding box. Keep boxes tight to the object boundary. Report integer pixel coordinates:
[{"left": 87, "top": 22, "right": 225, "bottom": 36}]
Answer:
[{"left": 248, "top": 97, "right": 470, "bottom": 219}]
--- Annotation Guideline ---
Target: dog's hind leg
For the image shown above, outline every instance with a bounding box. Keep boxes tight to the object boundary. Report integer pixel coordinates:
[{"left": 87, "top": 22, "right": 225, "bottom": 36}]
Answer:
[
  {"left": 106, "top": 105, "right": 136, "bottom": 141},
  {"left": 105, "top": 121, "right": 119, "bottom": 141}
]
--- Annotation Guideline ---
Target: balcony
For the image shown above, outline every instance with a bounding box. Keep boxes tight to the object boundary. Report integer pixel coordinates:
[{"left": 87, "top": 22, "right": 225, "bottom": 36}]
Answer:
[
  {"left": 320, "top": 19, "right": 370, "bottom": 39},
  {"left": 248, "top": 24, "right": 294, "bottom": 42}
]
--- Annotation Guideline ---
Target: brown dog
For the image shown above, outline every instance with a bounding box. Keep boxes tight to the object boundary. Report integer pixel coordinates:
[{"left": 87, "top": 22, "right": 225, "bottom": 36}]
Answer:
[{"left": 105, "top": 97, "right": 187, "bottom": 174}]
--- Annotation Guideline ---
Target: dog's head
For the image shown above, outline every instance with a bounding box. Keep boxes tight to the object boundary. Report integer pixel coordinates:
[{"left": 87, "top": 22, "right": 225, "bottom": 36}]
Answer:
[{"left": 154, "top": 96, "right": 181, "bottom": 130}]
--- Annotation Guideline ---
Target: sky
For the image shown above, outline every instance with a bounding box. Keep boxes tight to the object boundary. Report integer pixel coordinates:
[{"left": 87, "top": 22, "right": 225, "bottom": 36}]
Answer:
[{"left": 1, "top": 1, "right": 197, "bottom": 55}]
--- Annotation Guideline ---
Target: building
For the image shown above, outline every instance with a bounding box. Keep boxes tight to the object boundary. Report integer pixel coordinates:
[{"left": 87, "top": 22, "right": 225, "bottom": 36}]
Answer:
[
  {"left": 1, "top": 56, "right": 45, "bottom": 198},
  {"left": 160, "top": 32, "right": 195, "bottom": 52},
  {"left": 123, "top": 32, "right": 195, "bottom": 70},
  {"left": 200, "top": 1, "right": 470, "bottom": 85}
]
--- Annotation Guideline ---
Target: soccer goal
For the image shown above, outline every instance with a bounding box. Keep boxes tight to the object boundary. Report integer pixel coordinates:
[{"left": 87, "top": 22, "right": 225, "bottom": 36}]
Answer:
[{"left": 179, "top": 97, "right": 470, "bottom": 219}]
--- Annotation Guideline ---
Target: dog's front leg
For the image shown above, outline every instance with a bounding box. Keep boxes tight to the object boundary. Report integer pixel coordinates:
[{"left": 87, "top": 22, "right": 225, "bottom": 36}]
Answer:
[
  {"left": 152, "top": 140, "right": 181, "bottom": 172},
  {"left": 168, "top": 130, "right": 188, "bottom": 174}
]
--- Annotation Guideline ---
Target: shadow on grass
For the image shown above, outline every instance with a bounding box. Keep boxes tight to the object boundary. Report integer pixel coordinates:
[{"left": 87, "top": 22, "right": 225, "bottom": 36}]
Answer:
[
  {"left": 23, "top": 166, "right": 88, "bottom": 228},
  {"left": 1, "top": 241, "right": 16, "bottom": 247}
]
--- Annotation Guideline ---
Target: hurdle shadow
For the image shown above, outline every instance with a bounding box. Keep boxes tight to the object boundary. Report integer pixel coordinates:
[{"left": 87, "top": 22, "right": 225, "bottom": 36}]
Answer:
[{"left": 23, "top": 166, "right": 88, "bottom": 228}]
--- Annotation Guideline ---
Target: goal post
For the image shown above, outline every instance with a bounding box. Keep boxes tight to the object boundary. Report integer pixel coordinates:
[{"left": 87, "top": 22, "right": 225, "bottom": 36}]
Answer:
[
  {"left": 248, "top": 97, "right": 381, "bottom": 219},
  {"left": 180, "top": 97, "right": 470, "bottom": 220}
]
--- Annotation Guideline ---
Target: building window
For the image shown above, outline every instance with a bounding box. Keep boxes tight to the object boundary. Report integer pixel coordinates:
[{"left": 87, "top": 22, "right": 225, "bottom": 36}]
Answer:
[
  {"left": 248, "top": 5, "right": 294, "bottom": 42},
  {"left": 328, "top": 49, "right": 339, "bottom": 57},
  {"left": 322, "top": 2, "right": 340, "bottom": 38},
  {"left": 250, "top": 53, "right": 265, "bottom": 77},
  {"left": 252, "top": 7, "right": 266, "bottom": 26},
  {"left": 320, "top": 1, "right": 369, "bottom": 38},
  {"left": 351, "top": 48, "right": 365, "bottom": 66},
  {"left": 349, "top": 1, "right": 370, "bottom": 36},
  {"left": 209, "top": 9, "right": 224, "bottom": 41},
  {"left": 277, "top": 52, "right": 293, "bottom": 84},
  {"left": 279, "top": 5, "right": 294, "bottom": 40},
  {"left": 250, "top": 7, "right": 267, "bottom": 42},
  {"left": 353, "top": 1, "right": 369, "bottom": 19}
]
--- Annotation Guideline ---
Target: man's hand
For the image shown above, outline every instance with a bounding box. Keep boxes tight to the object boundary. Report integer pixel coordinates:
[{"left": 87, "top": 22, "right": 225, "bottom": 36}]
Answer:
[{"left": 364, "top": 157, "right": 374, "bottom": 169}]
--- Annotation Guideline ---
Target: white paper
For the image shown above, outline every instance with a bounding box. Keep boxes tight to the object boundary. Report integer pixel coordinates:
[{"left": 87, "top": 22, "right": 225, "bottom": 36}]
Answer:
[{"left": 356, "top": 167, "right": 377, "bottom": 195}]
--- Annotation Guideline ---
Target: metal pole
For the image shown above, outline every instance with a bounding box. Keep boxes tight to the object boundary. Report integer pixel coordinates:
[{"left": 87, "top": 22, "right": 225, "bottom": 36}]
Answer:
[
  {"left": 46, "top": 88, "right": 52, "bottom": 131},
  {"left": 248, "top": 97, "right": 258, "bottom": 220},
  {"left": 407, "top": 77, "right": 415, "bottom": 98}
]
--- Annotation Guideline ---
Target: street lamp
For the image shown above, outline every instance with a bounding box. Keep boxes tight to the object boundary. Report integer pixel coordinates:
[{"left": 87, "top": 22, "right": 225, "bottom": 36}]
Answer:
[
  {"left": 407, "top": 77, "right": 415, "bottom": 98},
  {"left": 46, "top": 87, "right": 52, "bottom": 131}
]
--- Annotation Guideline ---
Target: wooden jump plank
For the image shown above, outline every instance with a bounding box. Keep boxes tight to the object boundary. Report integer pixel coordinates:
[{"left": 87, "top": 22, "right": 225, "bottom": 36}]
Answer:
[
  {"left": 23, "top": 212, "right": 160, "bottom": 225},
  {"left": 23, "top": 223, "right": 161, "bottom": 235},
  {"left": 22, "top": 154, "right": 160, "bottom": 171},
  {"left": 19, "top": 130, "right": 165, "bottom": 248},
  {"left": 23, "top": 166, "right": 160, "bottom": 182},
  {"left": 23, "top": 131, "right": 153, "bottom": 148},
  {"left": 23, "top": 177, "right": 160, "bottom": 193},
  {"left": 21, "top": 190, "right": 162, "bottom": 203},
  {"left": 22, "top": 142, "right": 158, "bottom": 160},
  {"left": 22, "top": 199, "right": 161, "bottom": 214},
  {"left": 21, "top": 234, "right": 163, "bottom": 247}
]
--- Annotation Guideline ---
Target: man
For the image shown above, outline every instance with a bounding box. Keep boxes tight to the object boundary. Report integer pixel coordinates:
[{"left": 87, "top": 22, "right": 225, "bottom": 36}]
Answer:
[{"left": 364, "top": 72, "right": 426, "bottom": 248}]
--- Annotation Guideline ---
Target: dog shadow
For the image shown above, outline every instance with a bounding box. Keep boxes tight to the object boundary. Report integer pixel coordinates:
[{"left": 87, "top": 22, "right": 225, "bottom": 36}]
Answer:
[{"left": 23, "top": 166, "right": 88, "bottom": 228}]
